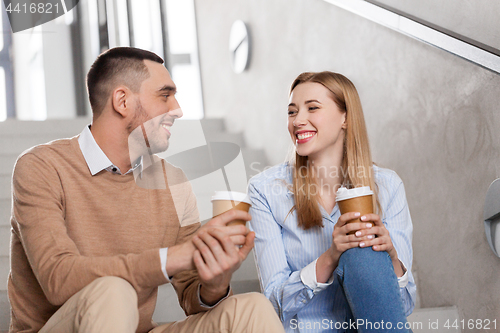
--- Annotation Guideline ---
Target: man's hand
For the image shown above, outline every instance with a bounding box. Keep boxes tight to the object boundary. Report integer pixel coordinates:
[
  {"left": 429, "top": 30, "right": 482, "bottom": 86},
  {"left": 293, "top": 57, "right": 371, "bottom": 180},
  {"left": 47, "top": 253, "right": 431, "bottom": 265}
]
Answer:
[
  {"left": 165, "top": 209, "right": 254, "bottom": 302},
  {"left": 193, "top": 225, "right": 255, "bottom": 305},
  {"left": 199, "top": 209, "right": 252, "bottom": 247}
]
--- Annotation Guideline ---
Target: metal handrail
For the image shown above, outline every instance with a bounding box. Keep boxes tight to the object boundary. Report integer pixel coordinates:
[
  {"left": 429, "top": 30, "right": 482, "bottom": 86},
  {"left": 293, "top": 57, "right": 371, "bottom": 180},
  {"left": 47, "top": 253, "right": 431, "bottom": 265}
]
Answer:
[{"left": 324, "top": 0, "right": 500, "bottom": 75}]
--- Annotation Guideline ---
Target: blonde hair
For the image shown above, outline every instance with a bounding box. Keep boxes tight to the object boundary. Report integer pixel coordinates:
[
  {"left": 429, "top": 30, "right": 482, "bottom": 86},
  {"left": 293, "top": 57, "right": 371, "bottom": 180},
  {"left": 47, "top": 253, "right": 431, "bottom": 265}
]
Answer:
[{"left": 289, "top": 72, "right": 380, "bottom": 229}]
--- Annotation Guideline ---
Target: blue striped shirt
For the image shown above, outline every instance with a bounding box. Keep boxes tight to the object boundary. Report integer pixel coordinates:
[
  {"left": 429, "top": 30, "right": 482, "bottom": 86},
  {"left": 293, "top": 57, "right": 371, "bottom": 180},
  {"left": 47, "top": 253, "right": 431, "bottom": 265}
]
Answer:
[{"left": 248, "top": 163, "right": 416, "bottom": 332}]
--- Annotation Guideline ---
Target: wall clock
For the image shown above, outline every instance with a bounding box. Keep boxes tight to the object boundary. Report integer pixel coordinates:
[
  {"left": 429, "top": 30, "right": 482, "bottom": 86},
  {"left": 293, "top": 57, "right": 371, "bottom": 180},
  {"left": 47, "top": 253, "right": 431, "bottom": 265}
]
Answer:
[{"left": 229, "top": 20, "right": 251, "bottom": 73}]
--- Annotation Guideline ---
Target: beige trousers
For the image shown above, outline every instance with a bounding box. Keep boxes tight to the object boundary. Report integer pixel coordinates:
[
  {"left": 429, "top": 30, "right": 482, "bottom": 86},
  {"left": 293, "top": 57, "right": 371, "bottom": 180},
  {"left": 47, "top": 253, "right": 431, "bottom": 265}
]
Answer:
[{"left": 39, "top": 276, "right": 284, "bottom": 333}]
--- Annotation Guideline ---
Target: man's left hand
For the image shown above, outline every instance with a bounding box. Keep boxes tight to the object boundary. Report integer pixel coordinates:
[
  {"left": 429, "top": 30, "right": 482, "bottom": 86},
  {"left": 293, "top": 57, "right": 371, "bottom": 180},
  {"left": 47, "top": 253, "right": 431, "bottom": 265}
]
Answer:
[{"left": 192, "top": 227, "right": 255, "bottom": 306}]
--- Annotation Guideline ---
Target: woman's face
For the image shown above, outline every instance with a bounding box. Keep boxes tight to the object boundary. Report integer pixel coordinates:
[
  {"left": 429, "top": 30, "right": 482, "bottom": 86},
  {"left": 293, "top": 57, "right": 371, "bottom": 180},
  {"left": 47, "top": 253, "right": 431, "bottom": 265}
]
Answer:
[{"left": 287, "top": 82, "right": 346, "bottom": 161}]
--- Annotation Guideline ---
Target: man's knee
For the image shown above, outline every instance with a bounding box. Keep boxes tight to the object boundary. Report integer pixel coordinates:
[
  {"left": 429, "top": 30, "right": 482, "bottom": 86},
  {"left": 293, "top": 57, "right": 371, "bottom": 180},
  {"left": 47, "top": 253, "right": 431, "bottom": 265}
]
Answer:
[
  {"left": 87, "top": 276, "right": 138, "bottom": 304},
  {"left": 230, "top": 292, "right": 275, "bottom": 313},
  {"left": 235, "top": 292, "right": 270, "bottom": 304},
  {"left": 223, "top": 293, "right": 283, "bottom": 332}
]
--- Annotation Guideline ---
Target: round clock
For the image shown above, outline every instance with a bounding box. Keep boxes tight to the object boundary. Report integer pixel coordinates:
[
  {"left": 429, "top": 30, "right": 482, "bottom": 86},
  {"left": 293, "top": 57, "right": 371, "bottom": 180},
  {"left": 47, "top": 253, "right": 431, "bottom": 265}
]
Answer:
[{"left": 229, "top": 20, "right": 251, "bottom": 73}]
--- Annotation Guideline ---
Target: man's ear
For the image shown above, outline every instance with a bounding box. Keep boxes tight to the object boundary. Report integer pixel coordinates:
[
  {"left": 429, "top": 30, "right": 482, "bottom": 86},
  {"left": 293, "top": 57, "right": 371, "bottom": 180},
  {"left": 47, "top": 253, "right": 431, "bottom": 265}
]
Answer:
[{"left": 111, "top": 86, "right": 130, "bottom": 118}]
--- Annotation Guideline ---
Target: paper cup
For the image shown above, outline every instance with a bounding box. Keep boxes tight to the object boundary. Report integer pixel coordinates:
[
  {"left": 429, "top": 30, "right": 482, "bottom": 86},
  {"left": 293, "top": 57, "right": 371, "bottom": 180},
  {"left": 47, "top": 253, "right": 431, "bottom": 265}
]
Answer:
[
  {"left": 211, "top": 191, "right": 251, "bottom": 226},
  {"left": 336, "top": 186, "right": 373, "bottom": 234}
]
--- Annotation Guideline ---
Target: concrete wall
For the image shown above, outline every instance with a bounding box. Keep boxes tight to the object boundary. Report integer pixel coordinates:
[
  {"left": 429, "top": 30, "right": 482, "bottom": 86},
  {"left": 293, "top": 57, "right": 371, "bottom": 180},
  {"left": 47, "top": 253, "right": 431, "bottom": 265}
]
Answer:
[{"left": 194, "top": 0, "right": 500, "bottom": 327}]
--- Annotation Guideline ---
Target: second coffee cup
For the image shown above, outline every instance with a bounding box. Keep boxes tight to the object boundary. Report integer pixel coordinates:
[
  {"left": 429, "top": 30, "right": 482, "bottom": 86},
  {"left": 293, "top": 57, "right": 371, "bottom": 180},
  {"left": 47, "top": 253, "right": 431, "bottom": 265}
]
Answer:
[
  {"left": 336, "top": 186, "right": 373, "bottom": 235},
  {"left": 211, "top": 191, "right": 251, "bottom": 226}
]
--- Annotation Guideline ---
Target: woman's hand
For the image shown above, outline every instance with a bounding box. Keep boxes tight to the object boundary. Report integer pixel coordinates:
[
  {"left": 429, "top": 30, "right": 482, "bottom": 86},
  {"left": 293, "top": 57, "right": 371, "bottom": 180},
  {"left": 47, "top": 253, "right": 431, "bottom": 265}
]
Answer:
[
  {"left": 354, "top": 213, "right": 405, "bottom": 278},
  {"left": 316, "top": 212, "right": 375, "bottom": 283},
  {"left": 354, "top": 213, "right": 397, "bottom": 260},
  {"left": 330, "top": 212, "right": 375, "bottom": 261}
]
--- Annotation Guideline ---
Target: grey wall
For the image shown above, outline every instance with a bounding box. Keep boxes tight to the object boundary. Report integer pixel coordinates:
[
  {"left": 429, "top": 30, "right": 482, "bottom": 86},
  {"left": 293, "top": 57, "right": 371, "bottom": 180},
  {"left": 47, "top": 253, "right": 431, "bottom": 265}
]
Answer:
[{"left": 194, "top": 0, "right": 500, "bottom": 327}]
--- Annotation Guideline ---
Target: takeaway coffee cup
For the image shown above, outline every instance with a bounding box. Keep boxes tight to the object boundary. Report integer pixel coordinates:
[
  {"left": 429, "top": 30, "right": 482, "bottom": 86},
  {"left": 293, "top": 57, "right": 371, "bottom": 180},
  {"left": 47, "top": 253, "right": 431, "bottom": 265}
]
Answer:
[
  {"left": 211, "top": 191, "right": 251, "bottom": 226},
  {"left": 336, "top": 186, "right": 373, "bottom": 234}
]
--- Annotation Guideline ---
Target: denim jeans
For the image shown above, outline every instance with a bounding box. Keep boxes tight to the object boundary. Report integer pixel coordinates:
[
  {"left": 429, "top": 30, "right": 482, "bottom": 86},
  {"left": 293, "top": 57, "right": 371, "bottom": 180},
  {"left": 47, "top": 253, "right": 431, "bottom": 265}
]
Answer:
[{"left": 334, "top": 247, "right": 410, "bottom": 333}]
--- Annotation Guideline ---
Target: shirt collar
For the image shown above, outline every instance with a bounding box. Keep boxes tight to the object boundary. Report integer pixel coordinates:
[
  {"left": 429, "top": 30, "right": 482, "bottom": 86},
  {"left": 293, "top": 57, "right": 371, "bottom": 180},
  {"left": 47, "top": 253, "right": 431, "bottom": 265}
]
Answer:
[{"left": 78, "top": 124, "right": 142, "bottom": 176}]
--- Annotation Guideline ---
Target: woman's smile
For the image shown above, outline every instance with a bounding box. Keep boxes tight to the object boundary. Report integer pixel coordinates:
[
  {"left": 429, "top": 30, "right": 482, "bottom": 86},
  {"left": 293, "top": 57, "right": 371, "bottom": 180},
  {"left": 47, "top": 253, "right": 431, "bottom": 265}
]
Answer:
[{"left": 295, "top": 130, "right": 317, "bottom": 144}]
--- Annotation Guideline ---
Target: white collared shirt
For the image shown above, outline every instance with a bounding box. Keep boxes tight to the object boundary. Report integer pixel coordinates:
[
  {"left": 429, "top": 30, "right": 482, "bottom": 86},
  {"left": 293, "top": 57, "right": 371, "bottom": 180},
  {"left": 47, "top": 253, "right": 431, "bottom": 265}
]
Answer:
[{"left": 78, "top": 124, "right": 142, "bottom": 176}]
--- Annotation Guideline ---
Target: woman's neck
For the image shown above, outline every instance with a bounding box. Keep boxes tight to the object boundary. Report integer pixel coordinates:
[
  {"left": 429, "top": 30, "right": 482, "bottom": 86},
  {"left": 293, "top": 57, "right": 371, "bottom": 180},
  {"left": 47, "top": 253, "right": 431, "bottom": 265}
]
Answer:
[{"left": 308, "top": 147, "right": 344, "bottom": 198}]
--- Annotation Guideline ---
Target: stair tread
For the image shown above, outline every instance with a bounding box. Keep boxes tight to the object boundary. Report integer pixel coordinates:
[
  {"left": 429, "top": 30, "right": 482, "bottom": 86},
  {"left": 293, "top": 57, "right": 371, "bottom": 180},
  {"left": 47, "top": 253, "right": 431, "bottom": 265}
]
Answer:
[
  {"left": 0, "top": 177, "right": 10, "bottom": 201},
  {"left": 0, "top": 226, "right": 9, "bottom": 257},
  {"left": 0, "top": 199, "right": 10, "bottom": 227},
  {"left": 0, "top": 257, "right": 8, "bottom": 291},
  {"left": 0, "top": 118, "right": 91, "bottom": 137},
  {"left": 205, "top": 132, "right": 245, "bottom": 147},
  {"left": 0, "top": 290, "right": 9, "bottom": 331},
  {"left": 0, "top": 154, "right": 18, "bottom": 176},
  {"left": 199, "top": 118, "right": 225, "bottom": 132}
]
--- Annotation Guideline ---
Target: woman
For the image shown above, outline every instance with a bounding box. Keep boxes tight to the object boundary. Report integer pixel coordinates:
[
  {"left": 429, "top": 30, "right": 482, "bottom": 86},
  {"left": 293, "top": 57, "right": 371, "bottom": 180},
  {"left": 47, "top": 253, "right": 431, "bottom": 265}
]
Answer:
[{"left": 248, "top": 72, "right": 415, "bottom": 333}]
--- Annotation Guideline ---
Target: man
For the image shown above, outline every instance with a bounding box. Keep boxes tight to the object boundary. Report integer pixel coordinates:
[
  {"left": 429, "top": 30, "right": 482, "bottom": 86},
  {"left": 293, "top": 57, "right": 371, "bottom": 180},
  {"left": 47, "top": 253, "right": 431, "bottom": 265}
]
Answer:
[{"left": 8, "top": 47, "right": 284, "bottom": 333}]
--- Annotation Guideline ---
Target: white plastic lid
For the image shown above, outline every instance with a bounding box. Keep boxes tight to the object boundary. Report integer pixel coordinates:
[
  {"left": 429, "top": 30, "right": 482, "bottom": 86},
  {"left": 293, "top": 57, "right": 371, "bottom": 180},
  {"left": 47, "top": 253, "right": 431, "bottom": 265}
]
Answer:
[
  {"left": 211, "top": 191, "right": 251, "bottom": 204},
  {"left": 336, "top": 186, "right": 373, "bottom": 201}
]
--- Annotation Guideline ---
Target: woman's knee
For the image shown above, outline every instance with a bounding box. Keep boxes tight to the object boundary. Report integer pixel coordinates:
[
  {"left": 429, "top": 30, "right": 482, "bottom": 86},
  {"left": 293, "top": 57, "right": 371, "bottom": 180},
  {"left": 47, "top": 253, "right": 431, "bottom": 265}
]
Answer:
[{"left": 339, "top": 247, "right": 392, "bottom": 274}]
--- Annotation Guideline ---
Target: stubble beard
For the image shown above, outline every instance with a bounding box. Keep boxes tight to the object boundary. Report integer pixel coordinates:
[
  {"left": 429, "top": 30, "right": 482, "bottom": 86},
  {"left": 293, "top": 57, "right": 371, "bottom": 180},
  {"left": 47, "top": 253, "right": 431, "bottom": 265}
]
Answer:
[{"left": 128, "top": 101, "right": 170, "bottom": 156}]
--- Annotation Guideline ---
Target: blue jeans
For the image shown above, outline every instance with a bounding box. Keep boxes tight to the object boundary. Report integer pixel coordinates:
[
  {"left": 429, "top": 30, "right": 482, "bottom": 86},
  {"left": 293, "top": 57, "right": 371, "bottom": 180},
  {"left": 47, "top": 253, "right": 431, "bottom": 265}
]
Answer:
[{"left": 334, "top": 247, "right": 410, "bottom": 333}]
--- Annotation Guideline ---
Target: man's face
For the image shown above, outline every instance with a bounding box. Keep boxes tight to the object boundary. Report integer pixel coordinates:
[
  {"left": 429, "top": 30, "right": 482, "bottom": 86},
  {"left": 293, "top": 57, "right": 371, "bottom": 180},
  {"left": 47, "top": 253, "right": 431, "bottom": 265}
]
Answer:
[{"left": 128, "top": 60, "right": 183, "bottom": 156}]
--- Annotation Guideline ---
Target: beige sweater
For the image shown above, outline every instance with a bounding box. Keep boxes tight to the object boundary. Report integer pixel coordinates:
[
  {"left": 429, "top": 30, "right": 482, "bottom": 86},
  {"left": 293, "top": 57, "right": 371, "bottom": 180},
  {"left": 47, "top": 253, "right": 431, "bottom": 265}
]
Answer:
[{"left": 9, "top": 137, "right": 205, "bottom": 333}]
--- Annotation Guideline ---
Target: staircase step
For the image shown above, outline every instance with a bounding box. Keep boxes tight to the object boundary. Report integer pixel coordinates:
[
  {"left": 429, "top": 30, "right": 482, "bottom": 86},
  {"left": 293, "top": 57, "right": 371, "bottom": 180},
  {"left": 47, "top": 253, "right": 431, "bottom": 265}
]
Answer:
[
  {"left": 199, "top": 118, "right": 225, "bottom": 133},
  {"left": 407, "top": 306, "right": 460, "bottom": 332},
  {"left": 205, "top": 132, "right": 245, "bottom": 148},
  {"left": 0, "top": 291, "right": 9, "bottom": 332},
  {"left": 0, "top": 200, "right": 10, "bottom": 227},
  {"left": 0, "top": 136, "right": 76, "bottom": 155},
  {"left": 231, "top": 249, "right": 258, "bottom": 282},
  {"left": 241, "top": 148, "right": 268, "bottom": 179},
  {"left": 0, "top": 118, "right": 90, "bottom": 137},
  {"left": 231, "top": 280, "right": 261, "bottom": 294},
  {"left": 152, "top": 277, "right": 261, "bottom": 325},
  {"left": 153, "top": 283, "right": 187, "bottom": 323},
  {"left": 0, "top": 176, "right": 10, "bottom": 201},
  {"left": 0, "top": 256, "right": 8, "bottom": 291},
  {"left": 0, "top": 226, "right": 9, "bottom": 257},
  {"left": 0, "top": 154, "right": 18, "bottom": 177}
]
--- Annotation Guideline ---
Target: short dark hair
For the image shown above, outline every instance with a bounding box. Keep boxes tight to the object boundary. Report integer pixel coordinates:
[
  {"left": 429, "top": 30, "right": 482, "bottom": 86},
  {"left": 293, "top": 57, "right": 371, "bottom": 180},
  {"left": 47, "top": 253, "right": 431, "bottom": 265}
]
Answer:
[{"left": 86, "top": 47, "right": 164, "bottom": 117}]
